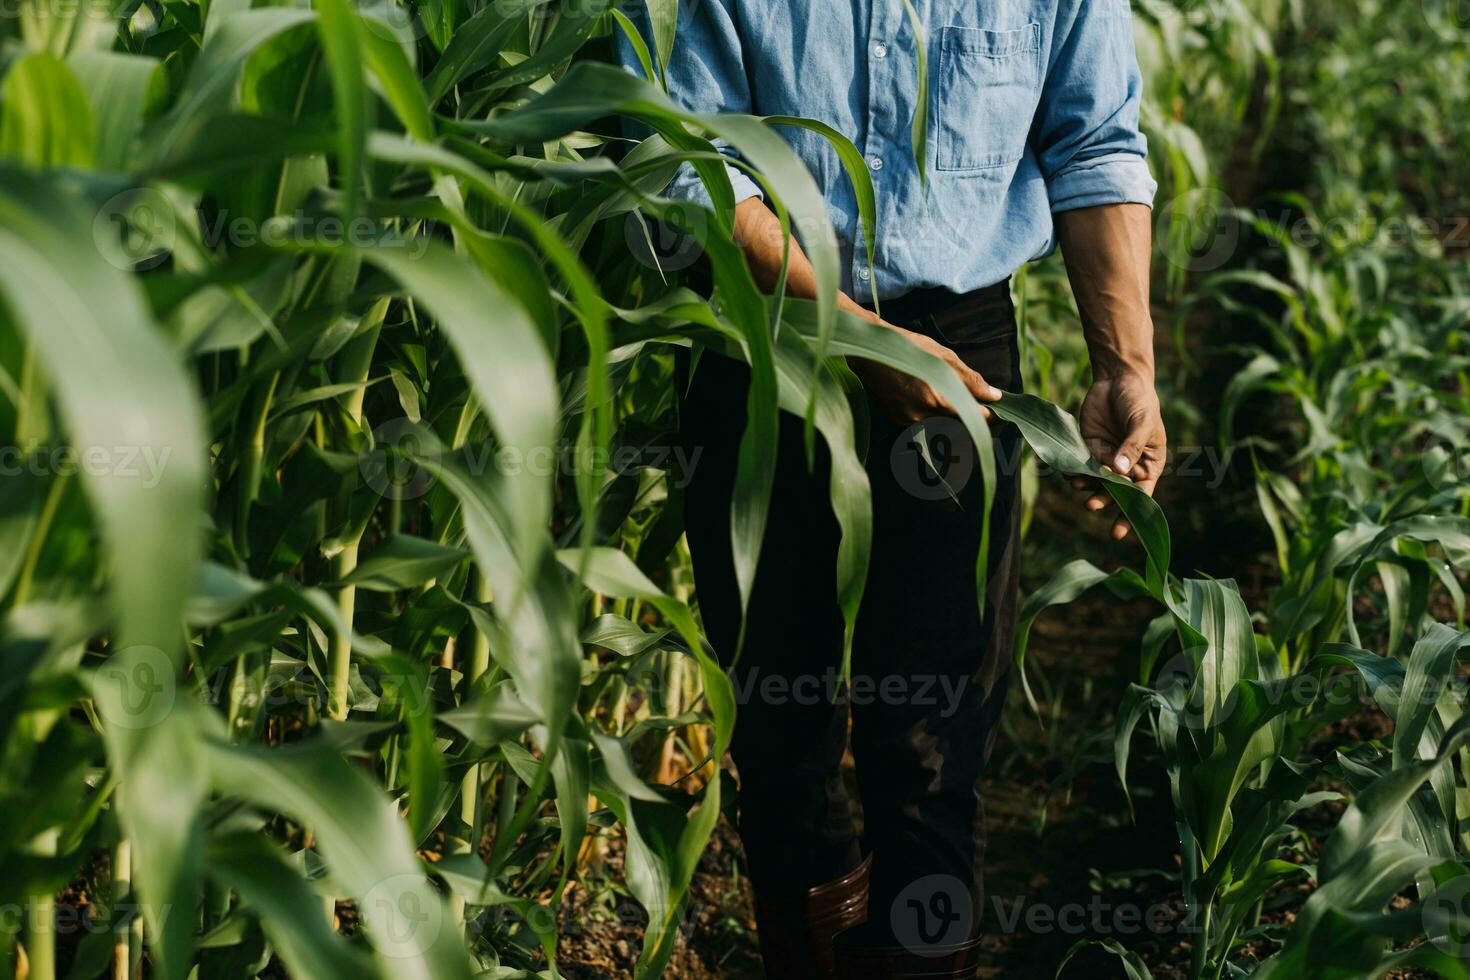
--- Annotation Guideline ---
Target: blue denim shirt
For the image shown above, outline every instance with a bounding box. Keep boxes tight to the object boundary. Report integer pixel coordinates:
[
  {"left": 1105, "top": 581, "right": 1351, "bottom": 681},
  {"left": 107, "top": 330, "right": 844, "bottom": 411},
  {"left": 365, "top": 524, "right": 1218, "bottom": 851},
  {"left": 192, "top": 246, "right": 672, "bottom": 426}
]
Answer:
[{"left": 619, "top": 0, "right": 1156, "bottom": 303}]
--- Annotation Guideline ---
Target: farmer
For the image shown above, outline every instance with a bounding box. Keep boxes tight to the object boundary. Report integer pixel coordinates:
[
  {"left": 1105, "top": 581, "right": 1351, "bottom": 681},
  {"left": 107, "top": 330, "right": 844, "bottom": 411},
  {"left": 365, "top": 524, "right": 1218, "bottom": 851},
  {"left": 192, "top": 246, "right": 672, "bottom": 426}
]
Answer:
[{"left": 621, "top": 1, "right": 1166, "bottom": 976}]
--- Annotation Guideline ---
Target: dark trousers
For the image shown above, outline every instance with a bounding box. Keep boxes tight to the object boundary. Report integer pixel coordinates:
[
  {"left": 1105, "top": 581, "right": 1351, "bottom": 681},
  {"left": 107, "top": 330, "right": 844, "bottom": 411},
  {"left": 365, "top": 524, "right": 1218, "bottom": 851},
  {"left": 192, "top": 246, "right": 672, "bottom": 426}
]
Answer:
[{"left": 680, "top": 281, "right": 1023, "bottom": 951}]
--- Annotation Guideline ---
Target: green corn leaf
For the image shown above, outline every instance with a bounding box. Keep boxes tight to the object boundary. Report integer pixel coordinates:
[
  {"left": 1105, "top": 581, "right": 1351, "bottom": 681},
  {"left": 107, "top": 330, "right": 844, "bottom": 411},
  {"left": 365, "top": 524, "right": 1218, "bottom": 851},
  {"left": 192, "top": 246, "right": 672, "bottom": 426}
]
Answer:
[
  {"left": 991, "top": 392, "right": 1173, "bottom": 594},
  {"left": 643, "top": 0, "right": 677, "bottom": 86},
  {"left": 427, "top": 453, "right": 581, "bottom": 735},
  {"left": 633, "top": 197, "right": 779, "bottom": 659},
  {"left": 0, "top": 52, "right": 94, "bottom": 168},
  {"left": 557, "top": 545, "right": 733, "bottom": 975},
  {"left": 205, "top": 738, "right": 474, "bottom": 980},
  {"left": 66, "top": 50, "right": 160, "bottom": 171},
  {"left": 900, "top": 0, "right": 928, "bottom": 182},
  {"left": 0, "top": 174, "right": 209, "bottom": 980},
  {"left": 1114, "top": 683, "right": 1162, "bottom": 821},
  {"left": 457, "top": 60, "right": 841, "bottom": 360},
  {"left": 365, "top": 239, "right": 559, "bottom": 563},
  {"left": 1014, "top": 558, "right": 1151, "bottom": 714},
  {"left": 1257, "top": 715, "right": 1470, "bottom": 978},
  {"left": 581, "top": 615, "right": 671, "bottom": 658},
  {"left": 770, "top": 328, "right": 873, "bottom": 683},
  {"left": 438, "top": 683, "right": 540, "bottom": 745},
  {"left": 476, "top": 0, "right": 613, "bottom": 96},
  {"left": 339, "top": 535, "right": 469, "bottom": 591},
  {"left": 612, "top": 8, "right": 659, "bottom": 88},
  {"left": 1393, "top": 624, "right": 1470, "bottom": 775},
  {"left": 784, "top": 302, "right": 997, "bottom": 613},
  {"left": 766, "top": 114, "right": 880, "bottom": 311},
  {"left": 556, "top": 546, "right": 734, "bottom": 761},
  {"left": 145, "top": 8, "right": 317, "bottom": 165},
  {"left": 206, "top": 831, "right": 376, "bottom": 980},
  {"left": 549, "top": 734, "right": 590, "bottom": 897},
  {"left": 358, "top": 13, "right": 435, "bottom": 140},
  {"left": 421, "top": 0, "right": 527, "bottom": 103},
  {"left": 1056, "top": 937, "right": 1155, "bottom": 980},
  {"left": 312, "top": 0, "right": 367, "bottom": 228},
  {"left": 367, "top": 131, "right": 614, "bottom": 589}
]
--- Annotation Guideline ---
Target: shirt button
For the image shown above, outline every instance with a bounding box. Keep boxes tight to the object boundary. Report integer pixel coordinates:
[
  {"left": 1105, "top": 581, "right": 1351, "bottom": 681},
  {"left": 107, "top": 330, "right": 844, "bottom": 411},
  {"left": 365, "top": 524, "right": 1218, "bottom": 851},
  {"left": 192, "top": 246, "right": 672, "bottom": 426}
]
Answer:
[
  {"left": 858, "top": 266, "right": 872, "bottom": 282},
  {"left": 872, "top": 41, "right": 888, "bottom": 59},
  {"left": 868, "top": 156, "right": 883, "bottom": 171}
]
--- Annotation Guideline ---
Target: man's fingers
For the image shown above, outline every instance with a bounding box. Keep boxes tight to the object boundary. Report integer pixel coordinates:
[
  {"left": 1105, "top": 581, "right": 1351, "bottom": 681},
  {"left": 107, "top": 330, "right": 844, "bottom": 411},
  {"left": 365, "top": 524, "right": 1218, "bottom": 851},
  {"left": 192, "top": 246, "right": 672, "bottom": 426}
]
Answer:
[
  {"left": 1083, "top": 463, "right": 1119, "bottom": 513},
  {"left": 927, "top": 390, "right": 989, "bottom": 421},
  {"left": 952, "top": 359, "right": 1003, "bottom": 404},
  {"left": 1111, "top": 518, "right": 1132, "bottom": 541},
  {"left": 931, "top": 354, "right": 996, "bottom": 418},
  {"left": 1113, "top": 428, "right": 1156, "bottom": 477}
]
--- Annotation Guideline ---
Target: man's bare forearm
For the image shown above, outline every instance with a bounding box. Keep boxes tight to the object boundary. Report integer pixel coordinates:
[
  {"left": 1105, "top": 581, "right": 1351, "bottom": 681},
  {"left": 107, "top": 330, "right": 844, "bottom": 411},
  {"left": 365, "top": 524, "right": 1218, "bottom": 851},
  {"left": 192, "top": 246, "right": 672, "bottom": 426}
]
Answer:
[
  {"left": 732, "top": 198, "right": 869, "bottom": 319},
  {"left": 1055, "top": 204, "right": 1156, "bottom": 381},
  {"left": 1056, "top": 202, "right": 1166, "bottom": 534},
  {"left": 727, "top": 198, "right": 999, "bottom": 422}
]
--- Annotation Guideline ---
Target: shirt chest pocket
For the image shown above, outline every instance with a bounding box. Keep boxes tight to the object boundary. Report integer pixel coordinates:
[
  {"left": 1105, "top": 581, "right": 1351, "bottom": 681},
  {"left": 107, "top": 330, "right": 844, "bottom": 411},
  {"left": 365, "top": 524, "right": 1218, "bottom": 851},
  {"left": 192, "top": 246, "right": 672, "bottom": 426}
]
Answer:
[{"left": 934, "top": 24, "right": 1042, "bottom": 173}]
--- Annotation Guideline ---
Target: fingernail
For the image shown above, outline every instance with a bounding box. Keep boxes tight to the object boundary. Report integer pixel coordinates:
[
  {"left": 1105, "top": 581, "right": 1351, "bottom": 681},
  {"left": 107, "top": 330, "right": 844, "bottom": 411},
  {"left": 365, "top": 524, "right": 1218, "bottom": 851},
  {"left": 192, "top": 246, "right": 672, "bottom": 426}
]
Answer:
[
  {"left": 1115, "top": 454, "right": 1133, "bottom": 474},
  {"left": 986, "top": 386, "right": 1003, "bottom": 400}
]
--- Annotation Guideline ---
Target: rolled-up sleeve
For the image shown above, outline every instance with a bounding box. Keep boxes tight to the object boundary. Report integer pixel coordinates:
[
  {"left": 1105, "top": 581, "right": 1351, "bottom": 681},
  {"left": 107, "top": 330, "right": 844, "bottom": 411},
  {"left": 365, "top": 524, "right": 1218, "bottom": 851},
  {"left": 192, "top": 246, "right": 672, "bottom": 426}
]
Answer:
[
  {"left": 1031, "top": 0, "right": 1157, "bottom": 213},
  {"left": 615, "top": 0, "right": 764, "bottom": 208}
]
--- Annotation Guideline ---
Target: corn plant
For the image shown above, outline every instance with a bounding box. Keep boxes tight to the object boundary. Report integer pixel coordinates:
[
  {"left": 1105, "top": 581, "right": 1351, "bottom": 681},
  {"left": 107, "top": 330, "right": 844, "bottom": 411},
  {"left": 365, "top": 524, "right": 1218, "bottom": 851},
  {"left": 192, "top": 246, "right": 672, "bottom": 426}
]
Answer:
[
  {"left": 7, "top": 0, "right": 1466, "bottom": 977},
  {"left": 1019, "top": 1, "right": 1470, "bottom": 975},
  {"left": 1, "top": 0, "right": 1132, "bottom": 975},
  {"left": 1200, "top": 0, "right": 1470, "bottom": 675},
  {"left": 1015, "top": 398, "right": 1470, "bottom": 978}
]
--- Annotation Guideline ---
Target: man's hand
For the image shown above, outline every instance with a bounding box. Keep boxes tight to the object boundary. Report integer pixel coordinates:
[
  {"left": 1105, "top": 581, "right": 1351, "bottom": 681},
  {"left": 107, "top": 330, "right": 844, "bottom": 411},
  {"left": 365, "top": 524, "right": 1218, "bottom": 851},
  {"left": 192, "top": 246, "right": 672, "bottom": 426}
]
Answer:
[
  {"left": 1076, "top": 372, "right": 1166, "bottom": 540},
  {"left": 729, "top": 198, "right": 1000, "bottom": 427},
  {"left": 1055, "top": 203, "right": 1164, "bottom": 542},
  {"left": 847, "top": 312, "right": 1003, "bottom": 426}
]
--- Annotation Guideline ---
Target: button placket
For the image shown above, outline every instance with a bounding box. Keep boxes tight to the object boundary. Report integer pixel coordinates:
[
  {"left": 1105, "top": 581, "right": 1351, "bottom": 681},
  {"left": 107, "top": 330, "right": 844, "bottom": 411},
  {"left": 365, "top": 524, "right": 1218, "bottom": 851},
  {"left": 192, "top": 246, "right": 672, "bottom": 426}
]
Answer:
[{"left": 855, "top": 0, "right": 905, "bottom": 300}]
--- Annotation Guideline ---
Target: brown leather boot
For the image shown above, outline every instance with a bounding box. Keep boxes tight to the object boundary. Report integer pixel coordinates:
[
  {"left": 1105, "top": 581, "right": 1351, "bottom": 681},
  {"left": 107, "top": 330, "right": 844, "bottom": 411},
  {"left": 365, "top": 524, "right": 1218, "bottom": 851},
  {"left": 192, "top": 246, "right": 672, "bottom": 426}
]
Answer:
[
  {"left": 806, "top": 854, "right": 873, "bottom": 979},
  {"left": 832, "top": 935, "right": 982, "bottom": 979},
  {"left": 754, "top": 855, "right": 874, "bottom": 980}
]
